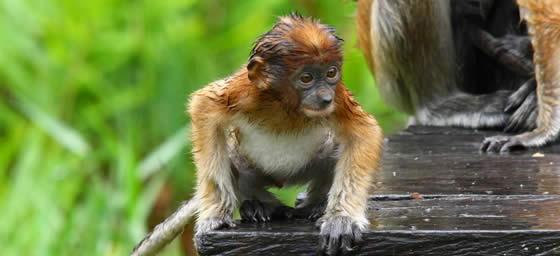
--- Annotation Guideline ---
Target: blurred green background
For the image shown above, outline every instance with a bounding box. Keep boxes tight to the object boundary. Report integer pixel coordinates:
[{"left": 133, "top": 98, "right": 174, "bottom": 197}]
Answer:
[{"left": 0, "top": 0, "right": 405, "bottom": 255}]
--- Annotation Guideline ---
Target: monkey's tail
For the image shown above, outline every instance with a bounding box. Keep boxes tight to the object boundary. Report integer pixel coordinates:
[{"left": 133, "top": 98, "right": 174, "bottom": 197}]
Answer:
[{"left": 131, "top": 198, "right": 199, "bottom": 256}]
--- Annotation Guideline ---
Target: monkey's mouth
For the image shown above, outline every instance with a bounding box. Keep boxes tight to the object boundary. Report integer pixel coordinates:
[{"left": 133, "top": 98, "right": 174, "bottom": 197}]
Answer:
[{"left": 302, "top": 104, "right": 334, "bottom": 118}]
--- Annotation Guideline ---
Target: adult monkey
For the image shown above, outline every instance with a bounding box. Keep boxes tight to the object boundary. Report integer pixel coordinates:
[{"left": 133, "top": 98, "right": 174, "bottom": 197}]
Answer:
[{"left": 355, "top": 0, "right": 537, "bottom": 134}]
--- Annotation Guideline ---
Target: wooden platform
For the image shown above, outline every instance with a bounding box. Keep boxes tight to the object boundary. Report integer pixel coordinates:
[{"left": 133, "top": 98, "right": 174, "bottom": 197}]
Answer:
[{"left": 197, "top": 126, "right": 560, "bottom": 255}]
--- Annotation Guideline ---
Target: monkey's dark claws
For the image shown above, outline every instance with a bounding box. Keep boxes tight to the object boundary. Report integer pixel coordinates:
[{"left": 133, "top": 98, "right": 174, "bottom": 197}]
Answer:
[
  {"left": 240, "top": 200, "right": 293, "bottom": 223},
  {"left": 240, "top": 200, "right": 270, "bottom": 223},
  {"left": 481, "top": 135, "right": 525, "bottom": 152},
  {"left": 317, "top": 216, "right": 363, "bottom": 256}
]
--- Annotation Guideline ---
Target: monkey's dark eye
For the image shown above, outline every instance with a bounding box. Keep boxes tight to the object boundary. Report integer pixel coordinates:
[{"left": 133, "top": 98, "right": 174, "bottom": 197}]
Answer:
[
  {"left": 326, "top": 67, "right": 338, "bottom": 78},
  {"left": 300, "top": 73, "right": 313, "bottom": 83}
]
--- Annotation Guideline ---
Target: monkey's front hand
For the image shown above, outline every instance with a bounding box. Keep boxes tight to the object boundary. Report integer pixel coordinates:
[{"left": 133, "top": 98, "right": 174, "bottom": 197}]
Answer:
[{"left": 317, "top": 216, "right": 363, "bottom": 256}]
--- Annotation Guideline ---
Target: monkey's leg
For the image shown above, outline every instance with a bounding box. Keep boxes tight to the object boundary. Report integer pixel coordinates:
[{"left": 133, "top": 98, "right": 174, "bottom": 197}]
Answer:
[
  {"left": 232, "top": 151, "right": 294, "bottom": 223},
  {"left": 293, "top": 158, "right": 335, "bottom": 221},
  {"left": 293, "top": 179, "right": 330, "bottom": 221}
]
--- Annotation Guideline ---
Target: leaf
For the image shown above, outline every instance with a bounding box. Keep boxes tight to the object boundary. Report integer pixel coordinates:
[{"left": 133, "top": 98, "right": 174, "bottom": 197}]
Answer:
[
  {"left": 16, "top": 99, "right": 90, "bottom": 157},
  {"left": 138, "top": 125, "right": 190, "bottom": 179}
]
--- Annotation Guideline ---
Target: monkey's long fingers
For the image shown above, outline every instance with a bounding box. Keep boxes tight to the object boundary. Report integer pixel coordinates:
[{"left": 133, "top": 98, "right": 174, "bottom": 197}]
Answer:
[
  {"left": 480, "top": 138, "right": 495, "bottom": 152},
  {"left": 500, "top": 137, "right": 525, "bottom": 152},
  {"left": 505, "top": 78, "right": 537, "bottom": 113},
  {"left": 505, "top": 91, "right": 537, "bottom": 132},
  {"left": 240, "top": 200, "right": 270, "bottom": 223},
  {"left": 481, "top": 136, "right": 509, "bottom": 152},
  {"left": 526, "top": 109, "right": 538, "bottom": 131},
  {"left": 487, "top": 140, "right": 504, "bottom": 152},
  {"left": 240, "top": 200, "right": 256, "bottom": 222},
  {"left": 131, "top": 199, "right": 198, "bottom": 256},
  {"left": 240, "top": 200, "right": 264, "bottom": 222},
  {"left": 253, "top": 200, "right": 269, "bottom": 222}
]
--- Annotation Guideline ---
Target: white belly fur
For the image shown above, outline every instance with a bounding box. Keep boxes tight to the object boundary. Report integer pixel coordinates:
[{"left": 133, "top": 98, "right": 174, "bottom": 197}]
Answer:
[{"left": 232, "top": 116, "right": 328, "bottom": 177}]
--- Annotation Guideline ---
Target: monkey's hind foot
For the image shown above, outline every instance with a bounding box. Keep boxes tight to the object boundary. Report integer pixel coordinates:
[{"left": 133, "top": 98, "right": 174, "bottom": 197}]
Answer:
[
  {"left": 240, "top": 200, "right": 294, "bottom": 223},
  {"left": 317, "top": 216, "right": 363, "bottom": 256},
  {"left": 196, "top": 216, "right": 236, "bottom": 233},
  {"left": 480, "top": 135, "right": 526, "bottom": 152},
  {"left": 293, "top": 201, "right": 326, "bottom": 220}
]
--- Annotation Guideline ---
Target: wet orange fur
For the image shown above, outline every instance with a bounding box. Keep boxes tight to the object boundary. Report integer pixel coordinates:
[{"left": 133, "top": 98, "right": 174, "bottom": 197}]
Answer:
[
  {"left": 187, "top": 13, "right": 383, "bottom": 228},
  {"left": 496, "top": 0, "right": 560, "bottom": 148}
]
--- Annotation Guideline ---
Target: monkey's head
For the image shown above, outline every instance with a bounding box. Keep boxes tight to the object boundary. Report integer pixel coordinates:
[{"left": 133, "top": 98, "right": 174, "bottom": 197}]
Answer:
[{"left": 248, "top": 13, "right": 344, "bottom": 118}]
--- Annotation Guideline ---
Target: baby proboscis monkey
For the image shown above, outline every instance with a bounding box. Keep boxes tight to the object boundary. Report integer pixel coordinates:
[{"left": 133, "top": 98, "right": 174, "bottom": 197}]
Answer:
[{"left": 132, "top": 14, "right": 383, "bottom": 256}]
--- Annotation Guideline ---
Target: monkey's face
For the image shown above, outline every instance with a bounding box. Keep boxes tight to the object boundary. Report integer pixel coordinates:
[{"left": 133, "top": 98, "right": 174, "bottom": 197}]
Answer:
[{"left": 293, "top": 62, "right": 341, "bottom": 118}]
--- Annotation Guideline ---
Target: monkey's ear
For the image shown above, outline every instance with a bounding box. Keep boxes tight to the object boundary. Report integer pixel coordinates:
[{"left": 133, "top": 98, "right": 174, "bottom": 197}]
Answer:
[{"left": 247, "top": 56, "right": 269, "bottom": 90}]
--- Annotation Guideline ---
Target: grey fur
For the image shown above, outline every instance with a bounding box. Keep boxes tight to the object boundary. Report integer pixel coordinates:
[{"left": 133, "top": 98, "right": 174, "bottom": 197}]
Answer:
[{"left": 369, "top": 0, "right": 533, "bottom": 129}]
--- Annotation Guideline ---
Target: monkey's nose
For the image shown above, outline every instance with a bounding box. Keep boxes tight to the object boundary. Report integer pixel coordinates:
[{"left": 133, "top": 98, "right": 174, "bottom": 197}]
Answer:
[{"left": 320, "top": 94, "right": 333, "bottom": 105}]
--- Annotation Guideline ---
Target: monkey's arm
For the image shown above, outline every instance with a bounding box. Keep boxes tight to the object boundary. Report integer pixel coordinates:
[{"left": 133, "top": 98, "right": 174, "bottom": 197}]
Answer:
[
  {"left": 318, "top": 86, "right": 383, "bottom": 255},
  {"left": 470, "top": 29, "right": 534, "bottom": 76},
  {"left": 188, "top": 85, "right": 238, "bottom": 237}
]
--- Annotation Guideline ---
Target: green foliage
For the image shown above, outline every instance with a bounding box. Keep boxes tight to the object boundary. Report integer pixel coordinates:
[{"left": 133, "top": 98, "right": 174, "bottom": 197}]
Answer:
[{"left": 0, "top": 0, "right": 405, "bottom": 255}]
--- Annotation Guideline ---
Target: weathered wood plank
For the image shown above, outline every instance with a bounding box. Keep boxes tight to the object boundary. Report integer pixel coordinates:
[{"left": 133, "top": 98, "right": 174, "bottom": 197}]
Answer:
[
  {"left": 378, "top": 126, "right": 560, "bottom": 195},
  {"left": 200, "top": 230, "right": 560, "bottom": 255},
  {"left": 199, "top": 195, "right": 560, "bottom": 255},
  {"left": 197, "top": 126, "right": 560, "bottom": 255}
]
